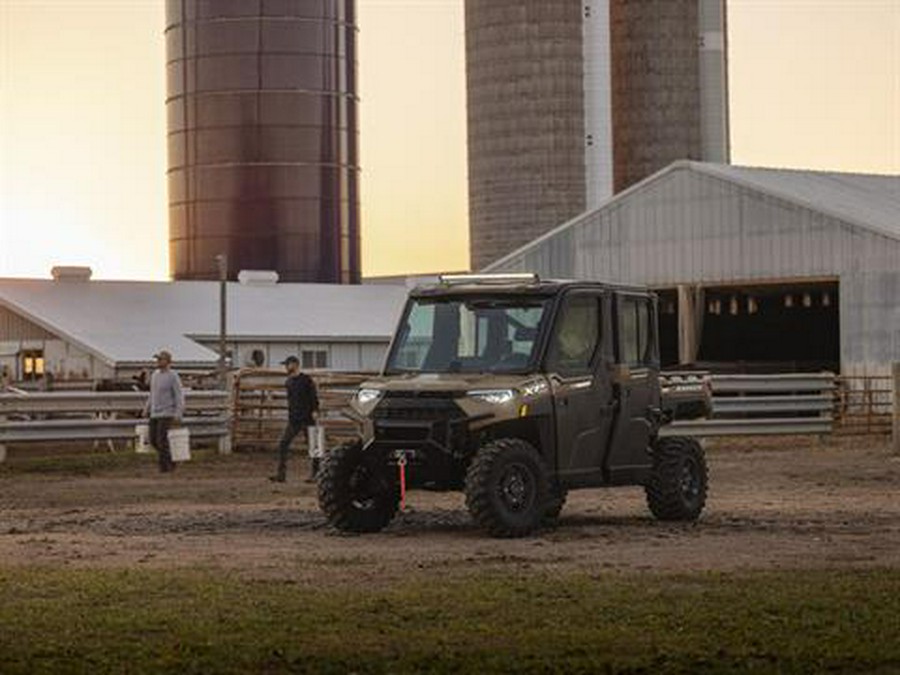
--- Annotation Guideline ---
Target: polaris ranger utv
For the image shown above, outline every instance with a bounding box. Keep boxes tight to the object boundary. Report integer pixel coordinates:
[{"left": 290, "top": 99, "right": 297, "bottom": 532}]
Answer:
[{"left": 318, "top": 274, "right": 711, "bottom": 537}]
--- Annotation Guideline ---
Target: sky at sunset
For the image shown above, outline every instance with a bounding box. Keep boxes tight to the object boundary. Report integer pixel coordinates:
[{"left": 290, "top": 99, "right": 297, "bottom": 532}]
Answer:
[{"left": 0, "top": 0, "right": 898, "bottom": 280}]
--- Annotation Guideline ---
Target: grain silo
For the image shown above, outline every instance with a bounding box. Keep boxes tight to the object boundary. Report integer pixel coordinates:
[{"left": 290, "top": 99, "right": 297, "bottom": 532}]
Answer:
[
  {"left": 165, "top": 0, "right": 360, "bottom": 283},
  {"left": 465, "top": 0, "right": 729, "bottom": 270}
]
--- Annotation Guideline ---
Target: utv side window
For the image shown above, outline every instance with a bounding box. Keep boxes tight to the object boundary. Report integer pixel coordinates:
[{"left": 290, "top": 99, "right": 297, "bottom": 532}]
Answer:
[
  {"left": 618, "top": 296, "right": 656, "bottom": 366},
  {"left": 546, "top": 294, "right": 601, "bottom": 375}
]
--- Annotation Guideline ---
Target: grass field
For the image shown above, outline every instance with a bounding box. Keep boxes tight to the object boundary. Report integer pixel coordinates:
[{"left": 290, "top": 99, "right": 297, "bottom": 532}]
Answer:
[{"left": 1, "top": 567, "right": 899, "bottom": 674}]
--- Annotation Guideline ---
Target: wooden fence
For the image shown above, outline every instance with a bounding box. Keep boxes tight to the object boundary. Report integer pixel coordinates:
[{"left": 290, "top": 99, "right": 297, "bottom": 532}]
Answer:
[{"left": 229, "top": 369, "right": 371, "bottom": 450}]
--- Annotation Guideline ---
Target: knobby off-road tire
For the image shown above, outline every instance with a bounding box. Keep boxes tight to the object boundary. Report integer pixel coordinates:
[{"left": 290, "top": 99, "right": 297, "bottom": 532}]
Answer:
[
  {"left": 317, "top": 441, "right": 400, "bottom": 533},
  {"left": 645, "top": 436, "right": 708, "bottom": 521},
  {"left": 465, "top": 438, "right": 552, "bottom": 538}
]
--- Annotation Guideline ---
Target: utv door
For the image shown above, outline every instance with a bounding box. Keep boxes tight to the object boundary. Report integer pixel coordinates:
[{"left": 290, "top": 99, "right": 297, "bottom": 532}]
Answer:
[
  {"left": 605, "top": 293, "right": 659, "bottom": 483},
  {"left": 546, "top": 291, "right": 614, "bottom": 481}
]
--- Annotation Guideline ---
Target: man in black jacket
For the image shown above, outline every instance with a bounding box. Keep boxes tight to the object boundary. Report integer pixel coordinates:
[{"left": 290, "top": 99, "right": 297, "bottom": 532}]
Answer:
[{"left": 270, "top": 355, "right": 319, "bottom": 482}]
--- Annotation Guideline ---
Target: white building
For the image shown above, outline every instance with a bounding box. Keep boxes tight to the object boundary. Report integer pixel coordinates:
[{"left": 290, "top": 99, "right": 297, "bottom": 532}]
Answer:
[
  {"left": 0, "top": 272, "right": 408, "bottom": 383},
  {"left": 488, "top": 161, "right": 900, "bottom": 377}
]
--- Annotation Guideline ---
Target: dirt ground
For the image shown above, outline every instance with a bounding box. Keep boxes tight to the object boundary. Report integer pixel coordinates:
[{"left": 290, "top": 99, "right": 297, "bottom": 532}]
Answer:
[{"left": 1, "top": 437, "right": 898, "bottom": 583}]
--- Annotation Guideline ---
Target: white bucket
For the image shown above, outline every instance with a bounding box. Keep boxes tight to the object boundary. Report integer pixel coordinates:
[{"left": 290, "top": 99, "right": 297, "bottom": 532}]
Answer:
[
  {"left": 135, "top": 423, "right": 152, "bottom": 454},
  {"left": 307, "top": 425, "right": 325, "bottom": 458},
  {"left": 168, "top": 427, "right": 191, "bottom": 462}
]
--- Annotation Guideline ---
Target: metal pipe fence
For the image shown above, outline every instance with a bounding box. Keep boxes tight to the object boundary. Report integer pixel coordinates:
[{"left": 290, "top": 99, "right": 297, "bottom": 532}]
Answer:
[
  {"left": 2, "top": 369, "right": 895, "bottom": 464},
  {"left": 0, "top": 390, "right": 230, "bottom": 460},
  {"left": 833, "top": 376, "right": 893, "bottom": 436},
  {"left": 664, "top": 372, "right": 836, "bottom": 437}
]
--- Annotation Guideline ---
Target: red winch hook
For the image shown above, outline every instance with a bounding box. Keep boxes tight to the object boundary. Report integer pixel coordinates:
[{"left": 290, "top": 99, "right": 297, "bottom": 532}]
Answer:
[{"left": 397, "top": 454, "right": 408, "bottom": 511}]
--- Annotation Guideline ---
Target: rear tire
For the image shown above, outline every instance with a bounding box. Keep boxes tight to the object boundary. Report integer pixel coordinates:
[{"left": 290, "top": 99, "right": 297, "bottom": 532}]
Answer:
[
  {"left": 645, "top": 436, "right": 708, "bottom": 521},
  {"left": 465, "top": 438, "right": 551, "bottom": 538},
  {"left": 317, "top": 441, "right": 400, "bottom": 533}
]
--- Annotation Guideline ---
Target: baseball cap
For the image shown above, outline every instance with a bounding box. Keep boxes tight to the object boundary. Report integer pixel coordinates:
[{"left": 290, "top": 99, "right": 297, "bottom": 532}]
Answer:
[{"left": 280, "top": 355, "right": 300, "bottom": 366}]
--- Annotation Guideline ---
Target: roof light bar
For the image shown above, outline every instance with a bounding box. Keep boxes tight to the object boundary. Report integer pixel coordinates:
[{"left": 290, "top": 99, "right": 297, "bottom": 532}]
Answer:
[{"left": 438, "top": 273, "right": 540, "bottom": 285}]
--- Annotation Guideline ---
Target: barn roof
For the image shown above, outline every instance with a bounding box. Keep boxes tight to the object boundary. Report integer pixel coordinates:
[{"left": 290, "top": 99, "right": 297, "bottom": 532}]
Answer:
[
  {"left": 486, "top": 161, "right": 900, "bottom": 271},
  {"left": 692, "top": 162, "right": 900, "bottom": 241},
  {"left": 0, "top": 279, "right": 408, "bottom": 366}
]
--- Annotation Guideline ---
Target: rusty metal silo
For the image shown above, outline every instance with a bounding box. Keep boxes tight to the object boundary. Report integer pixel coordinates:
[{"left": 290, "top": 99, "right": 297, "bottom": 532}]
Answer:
[{"left": 165, "top": 0, "right": 360, "bottom": 283}]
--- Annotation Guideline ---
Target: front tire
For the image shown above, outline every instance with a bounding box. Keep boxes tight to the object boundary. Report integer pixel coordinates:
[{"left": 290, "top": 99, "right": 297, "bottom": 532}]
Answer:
[
  {"left": 465, "top": 438, "right": 551, "bottom": 538},
  {"left": 645, "top": 436, "right": 708, "bottom": 521},
  {"left": 317, "top": 441, "right": 400, "bottom": 533}
]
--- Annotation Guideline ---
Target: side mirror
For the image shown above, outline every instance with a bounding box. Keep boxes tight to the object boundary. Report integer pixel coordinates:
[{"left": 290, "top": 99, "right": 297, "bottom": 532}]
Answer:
[{"left": 513, "top": 326, "right": 537, "bottom": 341}]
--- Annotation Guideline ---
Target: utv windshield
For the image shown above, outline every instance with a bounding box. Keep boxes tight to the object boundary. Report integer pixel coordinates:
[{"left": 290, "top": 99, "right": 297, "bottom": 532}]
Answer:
[{"left": 386, "top": 297, "right": 550, "bottom": 374}]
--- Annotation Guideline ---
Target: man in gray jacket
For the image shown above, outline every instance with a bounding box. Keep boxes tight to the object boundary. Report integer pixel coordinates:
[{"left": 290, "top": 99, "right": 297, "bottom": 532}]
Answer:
[{"left": 144, "top": 350, "right": 185, "bottom": 473}]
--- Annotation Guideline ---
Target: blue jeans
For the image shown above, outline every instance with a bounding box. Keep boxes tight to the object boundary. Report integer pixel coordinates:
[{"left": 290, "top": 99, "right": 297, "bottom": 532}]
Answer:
[
  {"left": 149, "top": 417, "right": 175, "bottom": 472},
  {"left": 276, "top": 421, "right": 308, "bottom": 480}
]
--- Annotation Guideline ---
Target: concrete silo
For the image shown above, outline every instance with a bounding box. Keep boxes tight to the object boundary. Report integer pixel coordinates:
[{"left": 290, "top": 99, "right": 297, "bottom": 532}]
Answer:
[
  {"left": 465, "top": 0, "right": 587, "bottom": 274},
  {"left": 610, "top": 0, "right": 729, "bottom": 192},
  {"left": 465, "top": 0, "right": 729, "bottom": 270},
  {"left": 166, "top": 0, "right": 360, "bottom": 283}
]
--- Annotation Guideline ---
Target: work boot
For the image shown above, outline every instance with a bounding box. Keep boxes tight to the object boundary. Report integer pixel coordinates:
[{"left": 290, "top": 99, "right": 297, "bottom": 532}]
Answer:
[{"left": 305, "top": 457, "right": 320, "bottom": 483}]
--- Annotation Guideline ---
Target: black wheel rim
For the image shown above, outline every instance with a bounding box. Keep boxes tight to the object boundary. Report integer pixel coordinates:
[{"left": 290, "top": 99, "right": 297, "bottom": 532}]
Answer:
[
  {"left": 348, "top": 465, "right": 378, "bottom": 511},
  {"left": 497, "top": 462, "right": 535, "bottom": 513},
  {"left": 679, "top": 456, "right": 701, "bottom": 505}
]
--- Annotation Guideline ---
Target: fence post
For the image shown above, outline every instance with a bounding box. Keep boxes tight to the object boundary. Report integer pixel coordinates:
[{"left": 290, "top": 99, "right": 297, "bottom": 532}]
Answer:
[
  {"left": 0, "top": 413, "right": 6, "bottom": 463},
  {"left": 893, "top": 362, "right": 900, "bottom": 455}
]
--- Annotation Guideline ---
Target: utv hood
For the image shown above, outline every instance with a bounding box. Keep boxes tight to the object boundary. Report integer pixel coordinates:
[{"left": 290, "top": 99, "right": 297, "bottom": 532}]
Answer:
[{"left": 360, "top": 372, "right": 539, "bottom": 393}]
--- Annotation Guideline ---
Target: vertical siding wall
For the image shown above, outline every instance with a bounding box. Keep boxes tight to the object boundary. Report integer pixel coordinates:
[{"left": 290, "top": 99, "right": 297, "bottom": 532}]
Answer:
[
  {"left": 199, "top": 340, "right": 388, "bottom": 372},
  {"left": 496, "top": 167, "right": 900, "bottom": 376},
  {"left": 0, "top": 308, "right": 90, "bottom": 381},
  {"left": 0, "top": 306, "right": 55, "bottom": 342}
]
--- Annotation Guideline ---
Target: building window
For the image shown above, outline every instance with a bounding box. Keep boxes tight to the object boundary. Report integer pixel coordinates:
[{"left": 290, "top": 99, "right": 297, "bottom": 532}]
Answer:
[
  {"left": 22, "top": 350, "right": 44, "bottom": 381},
  {"left": 301, "top": 349, "right": 328, "bottom": 369}
]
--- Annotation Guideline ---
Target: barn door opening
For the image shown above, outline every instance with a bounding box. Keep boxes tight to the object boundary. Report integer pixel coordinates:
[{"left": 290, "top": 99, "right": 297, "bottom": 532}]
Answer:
[{"left": 656, "top": 280, "right": 840, "bottom": 373}]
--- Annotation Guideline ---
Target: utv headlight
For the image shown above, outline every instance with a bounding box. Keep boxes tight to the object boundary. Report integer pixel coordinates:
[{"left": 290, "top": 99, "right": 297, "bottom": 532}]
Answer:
[
  {"left": 467, "top": 389, "right": 516, "bottom": 405},
  {"left": 355, "top": 388, "right": 383, "bottom": 405}
]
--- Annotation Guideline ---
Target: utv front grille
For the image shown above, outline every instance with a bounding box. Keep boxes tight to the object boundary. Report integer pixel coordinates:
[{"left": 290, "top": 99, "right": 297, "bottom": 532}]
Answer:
[
  {"left": 373, "top": 395, "right": 464, "bottom": 421},
  {"left": 372, "top": 394, "right": 466, "bottom": 449},
  {"left": 381, "top": 390, "right": 466, "bottom": 400}
]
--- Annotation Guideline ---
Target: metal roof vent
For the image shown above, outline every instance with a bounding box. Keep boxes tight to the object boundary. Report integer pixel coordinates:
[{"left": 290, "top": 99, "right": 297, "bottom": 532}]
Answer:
[
  {"left": 51, "top": 266, "right": 93, "bottom": 282},
  {"left": 237, "top": 270, "right": 280, "bottom": 286}
]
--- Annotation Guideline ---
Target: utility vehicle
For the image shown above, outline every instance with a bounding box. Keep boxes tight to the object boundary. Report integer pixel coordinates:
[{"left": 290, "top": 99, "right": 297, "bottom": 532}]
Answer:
[{"left": 318, "top": 274, "right": 710, "bottom": 537}]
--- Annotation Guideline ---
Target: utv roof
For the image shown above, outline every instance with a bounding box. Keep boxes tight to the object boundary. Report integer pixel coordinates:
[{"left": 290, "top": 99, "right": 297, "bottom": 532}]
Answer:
[{"left": 411, "top": 273, "right": 650, "bottom": 298}]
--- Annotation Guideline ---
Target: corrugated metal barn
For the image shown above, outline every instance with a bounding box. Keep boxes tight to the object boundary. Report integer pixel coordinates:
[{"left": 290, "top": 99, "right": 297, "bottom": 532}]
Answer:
[{"left": 487, "top": 161, "right": 900, "bottom": 377}]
